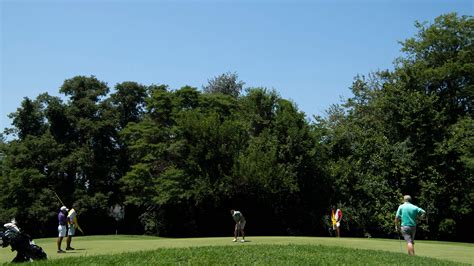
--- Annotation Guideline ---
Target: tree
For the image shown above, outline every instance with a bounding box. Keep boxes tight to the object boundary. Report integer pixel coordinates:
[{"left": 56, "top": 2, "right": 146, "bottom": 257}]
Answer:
[
  {"left": 397, "top": 13, "right": 473, "bottom": 121},
  {"left": 8, "top": 97, "right": 45, "bottom": 139},
  {"left": 110, "top": 81, "right": 147, "bottom": 129},
  {"left": 203, "top": 72, "right": 245, "bottom": 97},
  {"left": 321, "top": 13, "right": 473, "bottom": 240}
]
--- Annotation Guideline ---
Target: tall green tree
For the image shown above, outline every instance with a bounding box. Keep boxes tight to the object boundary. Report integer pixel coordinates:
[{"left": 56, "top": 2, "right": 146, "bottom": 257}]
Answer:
[
  {"left": 8, "top": 97, "right": 45, "bottom": 140},
  {"left": 203, "top": 72, "right": 245, "bottom": 98},
  {"left": 322, "top": 13, "right": 473, "bottom": 241}
]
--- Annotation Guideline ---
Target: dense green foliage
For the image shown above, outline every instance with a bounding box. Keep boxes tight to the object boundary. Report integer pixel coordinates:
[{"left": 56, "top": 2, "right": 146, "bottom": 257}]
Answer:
[
  {"left": 28, "top": 245, "right": 465, "bottom": 265},
  {"left": 0, "top": 13, "right": 472, "bottom": 241},
  {"left": 319, "top": 13, "right": 473, "bottom": 240}
]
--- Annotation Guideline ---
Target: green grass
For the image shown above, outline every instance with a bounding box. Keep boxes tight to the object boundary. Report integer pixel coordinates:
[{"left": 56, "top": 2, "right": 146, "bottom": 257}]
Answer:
[
  {"left": 30, "top": 244, "right": 465, "bottom": 265},
  {"left": 1, "top": 236, "right": 472, "bottom": 265}
]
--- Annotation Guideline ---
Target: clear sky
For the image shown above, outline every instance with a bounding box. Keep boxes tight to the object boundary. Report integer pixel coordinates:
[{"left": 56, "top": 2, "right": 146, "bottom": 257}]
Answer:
[{"left": 1, "top": 0, "right": 472, "bottom": 132}]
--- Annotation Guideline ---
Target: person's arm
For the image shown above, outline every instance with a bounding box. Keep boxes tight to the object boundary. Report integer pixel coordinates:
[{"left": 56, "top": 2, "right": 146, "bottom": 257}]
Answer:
[
  {"left": 418, "top": 207, "right": 426, "bottom": 220},
  {"left": 394, "top": 207, "right": 401, "bottom": 231}
]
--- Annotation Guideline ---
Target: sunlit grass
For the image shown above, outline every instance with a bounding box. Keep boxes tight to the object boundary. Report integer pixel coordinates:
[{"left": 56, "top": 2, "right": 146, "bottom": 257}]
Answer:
[
  {"left": 31, "top": 244, "right": 465, "bottom": 265},
  {"left": 1, "top": 236, "right": 472, "bottom": 265}
]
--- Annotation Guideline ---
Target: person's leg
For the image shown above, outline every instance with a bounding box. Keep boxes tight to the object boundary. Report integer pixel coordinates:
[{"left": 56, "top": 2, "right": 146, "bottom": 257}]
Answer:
[
  {"left": 66, "top": 225, "right": 75, "bottom": 250},
  {"left": 233, "top": 224, "right": 238, "bottom": 241},
  {"left": 58, "top": 225, "right": 66, "bottom": 252},
  {"left": 57, "top": 237, "right": 63, "bottom": 251},
  {"left": 407, "top": 242, "right": 415, "bottom": 255},
  {"left": 66, "top": 235, "right": 72, "bottom": 249},
  {"left": 409, "top": 227, "right": 416, "bottom": 255},
  {"left": 336, "top": 222, "right": 340, "bottom": 237},
  {"left": 402, "top": 226, "right": 416, "bottom": 255}
]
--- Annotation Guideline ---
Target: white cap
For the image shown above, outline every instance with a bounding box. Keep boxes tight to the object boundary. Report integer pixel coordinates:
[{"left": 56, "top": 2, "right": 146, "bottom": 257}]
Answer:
[
  {"left": 60, "top": 206, "right": 68, "bottom": 212},
  {"left": 4, "top": 223, "right": 19, "bottom": 232}
]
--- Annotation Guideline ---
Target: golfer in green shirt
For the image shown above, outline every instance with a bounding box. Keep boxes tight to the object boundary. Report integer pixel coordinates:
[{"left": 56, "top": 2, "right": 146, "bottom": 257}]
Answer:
[{"left": 394, "top": 195, "right": 426, "bottom": 255}]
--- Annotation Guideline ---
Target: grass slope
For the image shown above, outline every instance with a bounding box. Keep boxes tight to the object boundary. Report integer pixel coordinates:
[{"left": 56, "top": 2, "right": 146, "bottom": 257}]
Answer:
[
  {"left": 31, "top": 244, "right": 463, "bottom": 265},
  {"left": 1, "top": 236, "right": 472, "bottom": 264}
]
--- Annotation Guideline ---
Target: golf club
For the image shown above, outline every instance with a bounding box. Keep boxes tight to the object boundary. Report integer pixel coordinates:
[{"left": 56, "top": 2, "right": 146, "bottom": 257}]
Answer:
[
  {"left": 53, "top": 191, "right": 65, "bottom": 207},
  {"left": 398, "top": 229, "right": 403, "bottom": 253},
  {"left": 236, "top": 224, "right": 240, "bottom": 242}
]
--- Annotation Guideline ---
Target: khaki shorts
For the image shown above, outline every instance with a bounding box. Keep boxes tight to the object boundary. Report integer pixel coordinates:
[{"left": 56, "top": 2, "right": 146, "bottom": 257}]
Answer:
[{"left": 401, "top": 226, "right": 416, "bottom": 244}]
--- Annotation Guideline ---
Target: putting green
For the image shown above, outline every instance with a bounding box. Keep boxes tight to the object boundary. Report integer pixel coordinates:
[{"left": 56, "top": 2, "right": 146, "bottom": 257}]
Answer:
[{"left": 0, "top": 236, "right": 472, "bottom": 264}]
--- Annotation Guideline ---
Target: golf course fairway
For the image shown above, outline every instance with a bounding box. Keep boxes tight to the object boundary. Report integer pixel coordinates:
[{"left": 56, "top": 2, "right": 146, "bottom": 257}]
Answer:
[{"left": 0, "top": 236, "right": 472, "bottom": 264}]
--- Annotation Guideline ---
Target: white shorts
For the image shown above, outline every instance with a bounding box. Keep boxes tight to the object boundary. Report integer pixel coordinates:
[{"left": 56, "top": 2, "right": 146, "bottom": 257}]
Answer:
[
  {"left": 68, "top": 224, "right": 76, "bottom": 236},
  {"left": 333, "top": 222, "right": 340, "bottom": 230},
  {"left": 58, "top": 225, "right": 67, "bottom": 237}
]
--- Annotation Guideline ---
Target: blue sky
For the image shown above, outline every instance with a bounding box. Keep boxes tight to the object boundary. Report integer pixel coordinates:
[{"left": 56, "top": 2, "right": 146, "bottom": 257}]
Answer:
[{"left": 1, "top": 0, "right": 472, "bottom": 132}]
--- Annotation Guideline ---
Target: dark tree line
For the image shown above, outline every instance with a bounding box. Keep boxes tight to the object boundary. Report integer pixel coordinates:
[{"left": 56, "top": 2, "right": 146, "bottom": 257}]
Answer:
[{"left": 0, "top": 13, "right": 472, "bottom": 242}]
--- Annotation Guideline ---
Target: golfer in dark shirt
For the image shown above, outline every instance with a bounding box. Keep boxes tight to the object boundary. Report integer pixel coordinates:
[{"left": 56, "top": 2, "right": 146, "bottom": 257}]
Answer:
[{"left": 57, "top": 206, "right": 68, "bottom": 253}]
